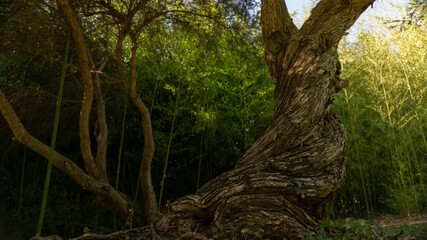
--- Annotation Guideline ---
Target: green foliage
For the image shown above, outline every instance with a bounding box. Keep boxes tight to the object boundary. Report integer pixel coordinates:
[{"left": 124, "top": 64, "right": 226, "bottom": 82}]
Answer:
[
  {"left": 212, "top": 225, "right": 224, "bottom": 233},
  {"left": 131, "top": 23, "right": 273, "bottom": 205},
  {"left": 334, "top": 7, "right": 427, "bottom": 217}
]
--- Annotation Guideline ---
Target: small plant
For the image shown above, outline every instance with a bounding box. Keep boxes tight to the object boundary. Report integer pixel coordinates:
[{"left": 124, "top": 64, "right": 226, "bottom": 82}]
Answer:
[
  {"left": 211, "top": 225, "right": 224, "bottom": 233},
  {"left": 83, "top": 227, "right": 90, "bottom": 234},
  {"left": 241, "top": 228, "right": 253, "bottom": 234}
]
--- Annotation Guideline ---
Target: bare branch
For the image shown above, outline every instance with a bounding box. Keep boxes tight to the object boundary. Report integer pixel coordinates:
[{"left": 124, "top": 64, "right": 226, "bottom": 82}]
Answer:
[
  {"left": 129, "top": 34, "right": 138, "bottom": 94},
  {"left": 56, "top": 0, "right": 100, "bottom": 179},
  {"left": 0, "top": 90, "right": 143, "bottom": 220},
  {"left": 0, "top": 89, "right": 144, "bottom": 224},
  {"left": 89, "top": 55, "right": 109, "bottom": 183},
  {"left": 0, "top": 89, "right": 89, "bottom": 188},
  {"left": 92, "top": 70, "right": 122, "bottom": 84},
  {"left": 128, "top": 34, "right": 158, "bottom": 223}
]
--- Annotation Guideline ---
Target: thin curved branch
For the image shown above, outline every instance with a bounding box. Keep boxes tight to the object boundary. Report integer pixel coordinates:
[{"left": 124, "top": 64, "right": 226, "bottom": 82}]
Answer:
[
  {"left": 92, "top": 70, "right": 122, "bottom": 84},
  {"left": 0, "top": 89, "right": 144, "bottom": 224},
  {"left": 128, "top": 34, "right": 158, "bottom": 223},
  {"left": 89, "top": 55, "right": 109, "bottom": 183},
  {"left": 25, "top": 46, "right": 122, "bottom": 86},
  {"left": 0, "top": 89, "right": 91, "bottom": 189},
  {"left": 56, "top": 0, "right": 100, "bottom": 179}
]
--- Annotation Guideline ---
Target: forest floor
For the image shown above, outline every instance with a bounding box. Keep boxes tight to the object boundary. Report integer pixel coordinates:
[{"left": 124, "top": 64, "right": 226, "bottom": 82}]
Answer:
[
  {"left": 371, "top": 212, "right": 427, "bottom": 228},
  {"left": 306, "top": 213, "right": 427, "bottom": 240},
  {"left": 366, "top": 212, "right": 427, "bottom": 240},
  {"left": 30, "top": 213, "right": 427, "bottom": 240}
]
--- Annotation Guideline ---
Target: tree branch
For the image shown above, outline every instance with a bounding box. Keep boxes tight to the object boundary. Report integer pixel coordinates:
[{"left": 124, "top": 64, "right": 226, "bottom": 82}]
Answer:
[
  {"left": 0, "top": 89, "right": 145, "bottom": 224},
  {"left": 115, "top": 0, "right": 150, "bottom": 89},
  {"left": 85, "top": 35, "right": 117, "bottom": 64},
  {"left": 128, "top": 34, "right": 158, "bottom": 223},
  {"left": 95, "top": 0, "right": 126, "bottom": 22},
  {"left": 0, "top": 89, "right": 88, "bottom": 188},
  {"left": 92, "top": 71, "right": 122, "bottom": 84},
  {"left": 300, "top": 0, "right": 375, "bottom": 44},
  {"left": 56, "top": 0, "right": 100, "bottom": 180},
  {"left": 133, "top": 11, "right": 168, "bottom": 36},
  {"left": 260, "top": 0, "right": 298, "bottom": 44},
  {"left": 89, "top": 55, "right": 109, "bottom": 183},
  {"left": 260, "top": 0, "right": 299, "bottom": 85}
]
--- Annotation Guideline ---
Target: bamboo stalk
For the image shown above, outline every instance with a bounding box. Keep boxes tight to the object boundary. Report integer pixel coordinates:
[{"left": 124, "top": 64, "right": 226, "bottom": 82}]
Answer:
[
  {"left": 158, "top": 78, "right": 183, "bottom": 209},
  {"left": 36, "top": 31, "right": 70, "bottom": 236},
  {"left": 17, "top": 147, "right": 26, "bottom": 221}
]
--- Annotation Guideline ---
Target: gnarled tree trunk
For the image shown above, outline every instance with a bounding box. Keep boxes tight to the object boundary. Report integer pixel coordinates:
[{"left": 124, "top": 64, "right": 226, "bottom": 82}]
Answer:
[{"left": 149, "top": 0, "right": 375, "bottom": 239}]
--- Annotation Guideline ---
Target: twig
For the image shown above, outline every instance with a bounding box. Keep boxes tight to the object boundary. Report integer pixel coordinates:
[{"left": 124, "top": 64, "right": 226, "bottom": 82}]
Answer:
[
  {"left": 151, "top": 223, "right": 161, "bottom": 240},
  {"left": 370, "top": 226, "right": 382, "bottom": 239},
  {"left": 390, "top": 230, "right": 403, "bottom": 240}
]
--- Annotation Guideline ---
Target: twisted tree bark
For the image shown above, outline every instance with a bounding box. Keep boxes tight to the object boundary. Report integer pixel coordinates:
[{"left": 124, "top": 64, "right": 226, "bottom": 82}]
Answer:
[{"left": 149, "top": 0, "right": 375, "bottom": 239}]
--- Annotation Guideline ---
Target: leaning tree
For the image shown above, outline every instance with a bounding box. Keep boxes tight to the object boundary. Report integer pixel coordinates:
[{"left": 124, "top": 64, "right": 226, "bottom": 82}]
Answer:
[{"left": 0, "top": 0, "right": 376, "bottom": 239}]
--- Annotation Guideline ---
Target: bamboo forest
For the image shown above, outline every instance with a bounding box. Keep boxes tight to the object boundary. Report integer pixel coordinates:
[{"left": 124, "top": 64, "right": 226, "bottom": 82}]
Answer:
[{"left": 0, "top": 0, "right": 425, "bottom": 239}]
